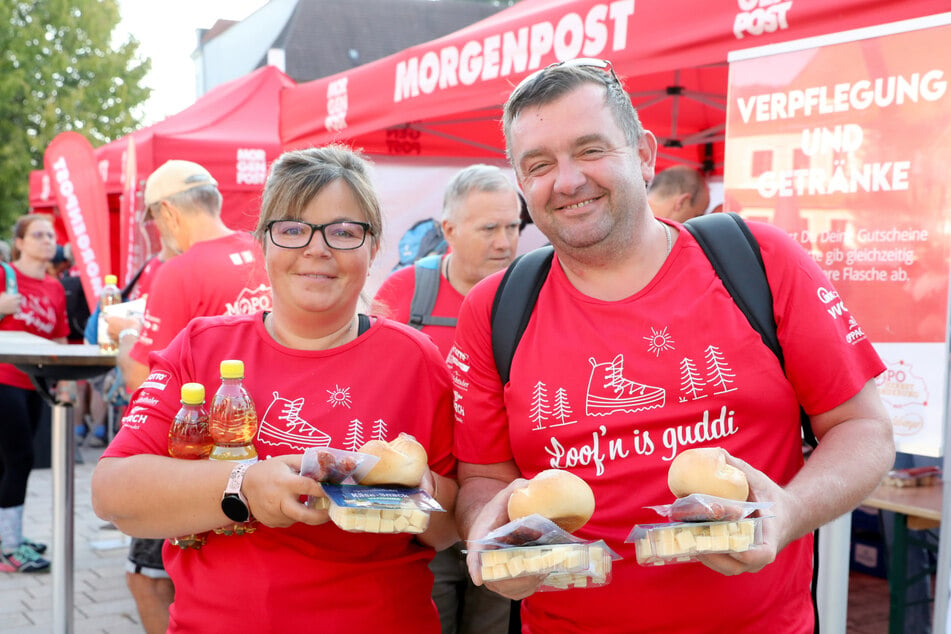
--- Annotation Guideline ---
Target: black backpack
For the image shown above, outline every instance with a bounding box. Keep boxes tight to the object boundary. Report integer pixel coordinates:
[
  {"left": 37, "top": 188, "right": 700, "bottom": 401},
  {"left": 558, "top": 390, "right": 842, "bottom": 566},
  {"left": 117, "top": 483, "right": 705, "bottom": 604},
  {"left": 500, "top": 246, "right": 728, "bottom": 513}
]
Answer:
[
  {"left": 489, "top": 212, "right": 816, "bottom": 448},
  {"left": 408, "top": 255, "right": 457, "bottom": 330}
]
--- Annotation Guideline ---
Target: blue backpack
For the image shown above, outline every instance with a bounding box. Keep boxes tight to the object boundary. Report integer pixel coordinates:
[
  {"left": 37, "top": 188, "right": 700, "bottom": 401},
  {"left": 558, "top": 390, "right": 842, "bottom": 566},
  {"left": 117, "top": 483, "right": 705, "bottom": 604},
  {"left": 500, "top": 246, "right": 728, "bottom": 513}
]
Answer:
[{"left": 392, "top": 219, "right": 448, "bottom": 271}]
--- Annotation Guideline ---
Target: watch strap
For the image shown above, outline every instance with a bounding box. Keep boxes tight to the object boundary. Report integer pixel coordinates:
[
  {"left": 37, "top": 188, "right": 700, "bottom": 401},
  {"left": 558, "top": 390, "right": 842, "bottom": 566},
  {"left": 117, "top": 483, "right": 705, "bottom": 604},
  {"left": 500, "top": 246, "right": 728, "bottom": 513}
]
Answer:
[
  {"left": 221, "top": 462, "right": 253, "bottom": 523},
  {"left": 225, "top": 462, "right": 252, "bottom": 497}
]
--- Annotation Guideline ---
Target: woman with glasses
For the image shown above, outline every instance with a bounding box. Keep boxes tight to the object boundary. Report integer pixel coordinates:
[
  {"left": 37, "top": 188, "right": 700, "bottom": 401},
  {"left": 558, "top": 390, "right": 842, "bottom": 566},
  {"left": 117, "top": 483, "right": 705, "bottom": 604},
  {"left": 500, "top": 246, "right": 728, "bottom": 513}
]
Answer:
[
  {"left": 0, "top": 214, "right": 69, "bottom": 573},
  {"left": 92, "top": 146, "right": 457, "bottom": 632}
]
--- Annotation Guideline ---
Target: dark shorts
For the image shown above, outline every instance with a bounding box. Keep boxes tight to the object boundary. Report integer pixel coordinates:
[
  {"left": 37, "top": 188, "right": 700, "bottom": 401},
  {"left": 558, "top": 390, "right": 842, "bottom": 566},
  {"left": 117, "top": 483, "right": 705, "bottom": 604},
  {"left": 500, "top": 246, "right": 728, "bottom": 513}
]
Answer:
[{"left": 126, "top": 537, "right": 168, "bottom": 578}]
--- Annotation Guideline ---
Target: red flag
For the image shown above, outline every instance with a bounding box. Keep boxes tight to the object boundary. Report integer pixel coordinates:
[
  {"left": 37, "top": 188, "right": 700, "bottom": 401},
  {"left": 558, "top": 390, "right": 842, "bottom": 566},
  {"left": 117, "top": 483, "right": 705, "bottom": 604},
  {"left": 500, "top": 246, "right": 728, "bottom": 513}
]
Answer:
[
  {"left": 120, "top": 137, "right": 138, "bottom": 286},
  {"left": 44, "top": 132, "right": 113, "bottom": 312}
]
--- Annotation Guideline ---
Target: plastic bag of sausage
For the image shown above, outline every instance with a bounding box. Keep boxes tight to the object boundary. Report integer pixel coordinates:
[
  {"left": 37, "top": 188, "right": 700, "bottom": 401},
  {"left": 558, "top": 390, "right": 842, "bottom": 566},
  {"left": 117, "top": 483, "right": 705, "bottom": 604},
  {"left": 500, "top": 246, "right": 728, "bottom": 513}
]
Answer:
[{"left": 647, "top": 494, "right": 771, "bottom": 522}]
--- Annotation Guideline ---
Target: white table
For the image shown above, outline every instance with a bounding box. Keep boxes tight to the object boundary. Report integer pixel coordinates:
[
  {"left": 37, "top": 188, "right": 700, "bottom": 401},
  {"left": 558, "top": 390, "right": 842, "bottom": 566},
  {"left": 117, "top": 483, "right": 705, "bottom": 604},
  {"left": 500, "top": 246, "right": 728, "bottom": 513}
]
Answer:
[{"left": 0, "top": 333, "right": 115, "bottom": 634}]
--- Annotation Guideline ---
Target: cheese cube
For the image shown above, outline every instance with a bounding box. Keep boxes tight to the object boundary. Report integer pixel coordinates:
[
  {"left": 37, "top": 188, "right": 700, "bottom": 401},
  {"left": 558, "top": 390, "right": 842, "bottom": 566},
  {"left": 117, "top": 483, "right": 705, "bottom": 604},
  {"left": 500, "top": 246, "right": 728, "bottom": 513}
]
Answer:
[
  {"left": 710, "top": 531, "right": 731, "bottom": 551},
  {"left": 507, "top": 555, "right": 526, "bottom": 577},
  {"left": 481, "top": 550, "right": 504, "bottom": 567},
  {"left": 394, "top": 514, "right": 410, "bottom": 531},
  {"left": 364, "top": 512, "right": 381, "bottom": 532},
  {"left": 739, "top": 519, "right": 755, "bottom": 540},
  {"left": 655, "top": 527, "right": 678, "bottom": 556},
  {"left": 730, "top": 533, "right": 752, "bottom": 551},
  {"left": 675, "top": 528, "right": 698, "bottom": 552}
]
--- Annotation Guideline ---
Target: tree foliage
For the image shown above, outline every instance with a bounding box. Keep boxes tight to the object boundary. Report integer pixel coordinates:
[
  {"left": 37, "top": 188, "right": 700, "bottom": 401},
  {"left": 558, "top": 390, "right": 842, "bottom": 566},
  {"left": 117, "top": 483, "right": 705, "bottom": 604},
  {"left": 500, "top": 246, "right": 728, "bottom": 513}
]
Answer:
[{"left": 0, "top": 0, "right": 151, "bottom": 235}]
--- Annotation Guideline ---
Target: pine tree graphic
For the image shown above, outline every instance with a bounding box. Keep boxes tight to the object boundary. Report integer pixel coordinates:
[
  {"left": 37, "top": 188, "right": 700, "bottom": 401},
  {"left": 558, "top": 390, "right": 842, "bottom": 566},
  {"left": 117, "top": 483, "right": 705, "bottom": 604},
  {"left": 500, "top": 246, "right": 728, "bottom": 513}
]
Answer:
[
  {"left": 370, "top": 418, "right": 388, "bottom": 441},
  {"left": 679, "top": 357, "right": 707, "bottom": 402},
  {"left": 705, "top": 345, "right": 737, "bottom": 394},
  {"left": 344, "top": 419, "right": 365, "bottom": 451},
  {"left": 530, "top": 381, "right": 550, "bottom": 430},
  {"left": 551, "top": 387, "right": 576, "bottom": 427}
]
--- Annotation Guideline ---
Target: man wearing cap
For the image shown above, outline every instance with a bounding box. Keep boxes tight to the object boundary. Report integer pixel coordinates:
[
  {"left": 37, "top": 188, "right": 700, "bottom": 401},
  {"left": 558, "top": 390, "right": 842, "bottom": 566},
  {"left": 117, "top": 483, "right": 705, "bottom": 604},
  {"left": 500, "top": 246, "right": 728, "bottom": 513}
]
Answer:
[{"left": 111, "top": 159, "right": 271, "bottom": 634}]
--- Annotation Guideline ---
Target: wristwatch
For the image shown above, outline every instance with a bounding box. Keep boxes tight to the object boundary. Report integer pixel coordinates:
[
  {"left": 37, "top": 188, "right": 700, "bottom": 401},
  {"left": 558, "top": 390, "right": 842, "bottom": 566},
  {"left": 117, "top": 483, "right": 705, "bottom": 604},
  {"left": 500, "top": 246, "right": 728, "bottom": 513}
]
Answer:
[{"left": 221, "top": 462, "right": 253, "bottom": 523}]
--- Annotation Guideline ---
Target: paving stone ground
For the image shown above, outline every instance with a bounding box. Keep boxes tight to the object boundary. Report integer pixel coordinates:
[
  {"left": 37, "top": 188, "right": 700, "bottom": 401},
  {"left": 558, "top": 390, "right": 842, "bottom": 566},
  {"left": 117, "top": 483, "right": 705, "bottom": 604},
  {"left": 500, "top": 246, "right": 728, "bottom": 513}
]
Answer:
[{"left": 2, "top": 444, "right": 141, "bottom": 633}]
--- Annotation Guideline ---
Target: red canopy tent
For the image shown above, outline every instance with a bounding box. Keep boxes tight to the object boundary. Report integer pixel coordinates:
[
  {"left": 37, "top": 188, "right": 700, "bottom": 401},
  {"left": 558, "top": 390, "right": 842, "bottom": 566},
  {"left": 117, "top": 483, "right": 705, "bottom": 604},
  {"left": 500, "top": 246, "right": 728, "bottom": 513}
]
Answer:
[
  {"left": 280, "top": 0, "right": 948, "bottom": 176},
  {"left": 31, "top": 65, "right": 295, "bottom": 282}
]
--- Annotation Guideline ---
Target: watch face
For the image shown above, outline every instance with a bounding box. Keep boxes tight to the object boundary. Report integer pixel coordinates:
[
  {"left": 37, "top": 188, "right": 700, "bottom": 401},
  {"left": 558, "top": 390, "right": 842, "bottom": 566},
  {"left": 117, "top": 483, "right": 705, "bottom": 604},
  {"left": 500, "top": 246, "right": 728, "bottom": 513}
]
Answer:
[{"left": 221, "top": 494, "right": 251, "bottom": 523}]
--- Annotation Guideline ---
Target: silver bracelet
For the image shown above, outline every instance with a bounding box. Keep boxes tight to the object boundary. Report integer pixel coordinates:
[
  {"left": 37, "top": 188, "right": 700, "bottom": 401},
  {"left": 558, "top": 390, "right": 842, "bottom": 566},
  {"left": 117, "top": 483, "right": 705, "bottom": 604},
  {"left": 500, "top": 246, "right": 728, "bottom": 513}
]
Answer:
[{"left": 118, "top": 328, "right": 140, "bottom": 341}]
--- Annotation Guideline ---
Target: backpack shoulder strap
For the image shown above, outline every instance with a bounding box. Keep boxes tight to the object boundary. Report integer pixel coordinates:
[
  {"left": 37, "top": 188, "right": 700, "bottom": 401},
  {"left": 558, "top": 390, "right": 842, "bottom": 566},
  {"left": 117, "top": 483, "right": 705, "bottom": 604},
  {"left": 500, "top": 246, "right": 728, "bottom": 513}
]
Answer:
[
  {"left": 490, "top": 246, "right": 554, "bottom": 385},
  {"left": 683, "top": 212, "right": 816, "bottom": 448},
  {"left": 1, "top": 261, "right": 17, "bottom": 295},
  {"left": 120, "top": 255, "right": 155, "bottom": 300},
  {"left": 409, "top": 255, "right": 456, "bottom": 329},
  {"left": 683, "top": 213, "right": 781, "bottom": 361}
]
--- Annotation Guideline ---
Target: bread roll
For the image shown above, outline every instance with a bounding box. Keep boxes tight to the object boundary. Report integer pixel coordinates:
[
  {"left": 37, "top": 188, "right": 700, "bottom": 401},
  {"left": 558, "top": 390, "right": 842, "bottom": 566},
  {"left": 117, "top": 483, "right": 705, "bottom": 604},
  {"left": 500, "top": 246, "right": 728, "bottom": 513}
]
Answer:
[
  {"left": 507, "top": 469, "right": 595, "bottom": 533},
  {"left": 667, "top": 447, "right": 749, "bottom": 501},
  {"left": 358, "top": 433, "right": 428, "bottom": 487}
]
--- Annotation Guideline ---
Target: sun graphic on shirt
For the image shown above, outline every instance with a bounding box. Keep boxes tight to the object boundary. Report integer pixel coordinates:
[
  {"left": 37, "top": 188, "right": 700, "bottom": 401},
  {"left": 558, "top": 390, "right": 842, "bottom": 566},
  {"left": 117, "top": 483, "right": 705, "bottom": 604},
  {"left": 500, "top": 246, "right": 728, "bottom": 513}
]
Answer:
[
  {"left": 326, "top": 385, "right": 352, "bottom": 409},
  {"left": 644, "top": 326, "right": 675, "bottom": 357}
]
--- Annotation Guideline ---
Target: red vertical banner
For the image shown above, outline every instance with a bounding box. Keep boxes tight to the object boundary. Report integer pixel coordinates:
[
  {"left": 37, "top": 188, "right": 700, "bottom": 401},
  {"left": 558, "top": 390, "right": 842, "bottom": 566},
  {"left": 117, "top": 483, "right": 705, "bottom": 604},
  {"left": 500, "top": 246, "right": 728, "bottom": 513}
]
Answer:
[
  {"left": 43, "top": 132, "right": 113, "bottom": 312},
  {"left": 120, "top": 137, "right": 139, "bottom": 286},
  {"left": 724, "top": 21, "right": 951, "bottom": 456}
]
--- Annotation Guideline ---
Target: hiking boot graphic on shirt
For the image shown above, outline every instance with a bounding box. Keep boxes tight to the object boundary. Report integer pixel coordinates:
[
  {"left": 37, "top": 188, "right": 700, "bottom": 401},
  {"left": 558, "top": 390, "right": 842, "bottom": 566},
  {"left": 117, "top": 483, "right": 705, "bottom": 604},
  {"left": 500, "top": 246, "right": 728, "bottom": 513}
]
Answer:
[
  {"left": 586, "top": 354, "right": 665, "bottom": 417},
  {"left": 258, "top": 392, "right": 331, "bottom": 450}
]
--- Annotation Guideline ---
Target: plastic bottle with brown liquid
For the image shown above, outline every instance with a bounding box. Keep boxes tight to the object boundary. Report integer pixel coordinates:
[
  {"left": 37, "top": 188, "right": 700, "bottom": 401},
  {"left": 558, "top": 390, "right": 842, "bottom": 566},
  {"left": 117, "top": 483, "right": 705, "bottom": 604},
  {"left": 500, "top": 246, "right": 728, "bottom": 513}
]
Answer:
[
  {"left": 209, "top": 360, "right": 259, "bottom": 463},
  {"left": 208, "top": 360, "right": 258, "bottom": 535},
  {"left": 96, "top": 275, "right": 122, "bottom": 354},
  {"left": 167, "top": 382, "right": 213, "bottom": 549}
]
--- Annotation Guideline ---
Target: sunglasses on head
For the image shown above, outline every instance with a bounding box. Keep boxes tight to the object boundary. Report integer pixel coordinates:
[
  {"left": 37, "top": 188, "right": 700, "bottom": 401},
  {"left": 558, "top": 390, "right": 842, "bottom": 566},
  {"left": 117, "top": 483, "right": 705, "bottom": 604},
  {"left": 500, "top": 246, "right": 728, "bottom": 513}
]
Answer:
[{"left": 520, "top": 57, "right": 621, "bottom": 88}]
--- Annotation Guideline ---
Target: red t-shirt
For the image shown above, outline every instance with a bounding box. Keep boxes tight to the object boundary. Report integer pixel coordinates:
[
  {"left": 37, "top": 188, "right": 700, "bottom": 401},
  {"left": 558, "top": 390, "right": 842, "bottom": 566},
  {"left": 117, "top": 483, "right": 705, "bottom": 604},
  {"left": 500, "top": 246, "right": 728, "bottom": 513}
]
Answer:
[
  {"left": 373, "top": 255, "right": 464, "bottom": 358},
  {"left": 0, "top": 265, "right": 69, "bottom": 389},
  {"left": 131, "top": 232, "right": 271, "bottom": 364},
  {"left": 451, "top": 220, "right": 885, "bottom": 633},
  {"left": 104, "top": 313, "right": 455, "bottom": 632},
  {"left": 127, "top": 255, "right": 165, "bottom": 301}
]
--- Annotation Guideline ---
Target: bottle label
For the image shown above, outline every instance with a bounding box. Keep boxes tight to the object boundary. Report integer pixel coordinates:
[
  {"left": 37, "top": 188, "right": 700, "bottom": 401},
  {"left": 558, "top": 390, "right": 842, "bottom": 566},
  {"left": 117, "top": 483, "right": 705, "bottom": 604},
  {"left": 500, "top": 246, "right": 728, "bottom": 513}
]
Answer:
[{"left": 97, "top": 313, "right": 114, "bottom": 348}]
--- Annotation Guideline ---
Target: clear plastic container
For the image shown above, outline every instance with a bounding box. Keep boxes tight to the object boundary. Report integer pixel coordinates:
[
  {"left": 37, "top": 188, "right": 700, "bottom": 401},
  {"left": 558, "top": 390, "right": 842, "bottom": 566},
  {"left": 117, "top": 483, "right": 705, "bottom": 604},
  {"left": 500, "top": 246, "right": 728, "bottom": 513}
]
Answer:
[
  {"left": 478, "top": 543, "right": 591, "bottom": 581},
  {"left": 538, "top": 541, "right": 616, "bottom": 591},
  {"left": 323, "top": 484, "right": 443, "bottom": 534},
  {"left": 630, "top": 517, "right": 763, "bottom": 566}
]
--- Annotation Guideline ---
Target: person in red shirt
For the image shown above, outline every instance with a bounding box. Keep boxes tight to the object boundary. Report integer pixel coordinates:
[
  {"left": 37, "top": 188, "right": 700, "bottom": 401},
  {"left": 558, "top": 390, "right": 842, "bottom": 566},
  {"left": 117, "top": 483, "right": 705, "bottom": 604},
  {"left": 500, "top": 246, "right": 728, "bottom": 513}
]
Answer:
[
  {"left": 647, "top": 165, "right": 710, "bottom": 223},
  {"left": 374, "top": 164, "right": 522, "bottom": 356},
  {"left": 451, "top": 60, "right": 895, "bottom": 633},
  {"left": 374, "top": 164, "right": 521, "bottom": 634},
  {"left": 0, "top": 214, "right": 68, "bottom": 573},
  {"left": 92, "top": 146, "right": 457, "bottom": 632},
  {"left": 110, "top": 160, "right": 271, "bottom": 634}
]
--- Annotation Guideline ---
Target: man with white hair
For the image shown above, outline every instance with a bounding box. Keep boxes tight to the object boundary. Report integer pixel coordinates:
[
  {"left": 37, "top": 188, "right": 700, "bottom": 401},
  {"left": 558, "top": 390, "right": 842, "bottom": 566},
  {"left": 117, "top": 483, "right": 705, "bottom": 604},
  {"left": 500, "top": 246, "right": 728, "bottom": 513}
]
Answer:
[{"left": 374, "top": 163, "right": 522, "bottom": 634}]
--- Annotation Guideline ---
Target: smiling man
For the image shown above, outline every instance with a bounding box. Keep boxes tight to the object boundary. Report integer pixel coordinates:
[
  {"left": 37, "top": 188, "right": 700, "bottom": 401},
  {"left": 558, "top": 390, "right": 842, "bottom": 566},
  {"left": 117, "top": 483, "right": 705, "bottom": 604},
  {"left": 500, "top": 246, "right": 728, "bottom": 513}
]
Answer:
[{"left": 449, "top": 59, "right": 893, "bottom": 633}]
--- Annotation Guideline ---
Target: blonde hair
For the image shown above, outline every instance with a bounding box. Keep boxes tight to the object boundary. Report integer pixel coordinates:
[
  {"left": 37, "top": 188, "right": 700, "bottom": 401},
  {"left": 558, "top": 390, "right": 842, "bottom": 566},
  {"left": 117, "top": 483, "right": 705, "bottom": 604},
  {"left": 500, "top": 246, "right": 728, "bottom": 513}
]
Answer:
[{"left": 254, "top": 145, "right": 382, "bottom": 249}]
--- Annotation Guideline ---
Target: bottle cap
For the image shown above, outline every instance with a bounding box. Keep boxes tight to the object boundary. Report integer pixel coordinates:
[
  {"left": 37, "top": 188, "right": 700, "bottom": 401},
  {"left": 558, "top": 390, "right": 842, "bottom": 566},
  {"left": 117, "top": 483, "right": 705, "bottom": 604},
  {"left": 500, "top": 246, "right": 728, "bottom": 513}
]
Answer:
[
  {"left": 104, "top": 274, "right": 118, "bottom": 286},
  {"left": 180, "top": 382, "right": 205, "bottom": 405},
  {"left": 220, "top": 359, "right": 245, "bottom": 379}
]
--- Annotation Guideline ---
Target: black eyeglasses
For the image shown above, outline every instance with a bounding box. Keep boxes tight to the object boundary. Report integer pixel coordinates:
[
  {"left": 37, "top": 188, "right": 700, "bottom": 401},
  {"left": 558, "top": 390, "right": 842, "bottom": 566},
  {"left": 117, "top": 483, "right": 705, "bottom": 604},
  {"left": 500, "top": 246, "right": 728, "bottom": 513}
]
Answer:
[
  {"left": 521, "top": 57, "right": 621, "bottom": 88},
  {"left": 267, "top": 220, "right": 372, "bottom": 250}
]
